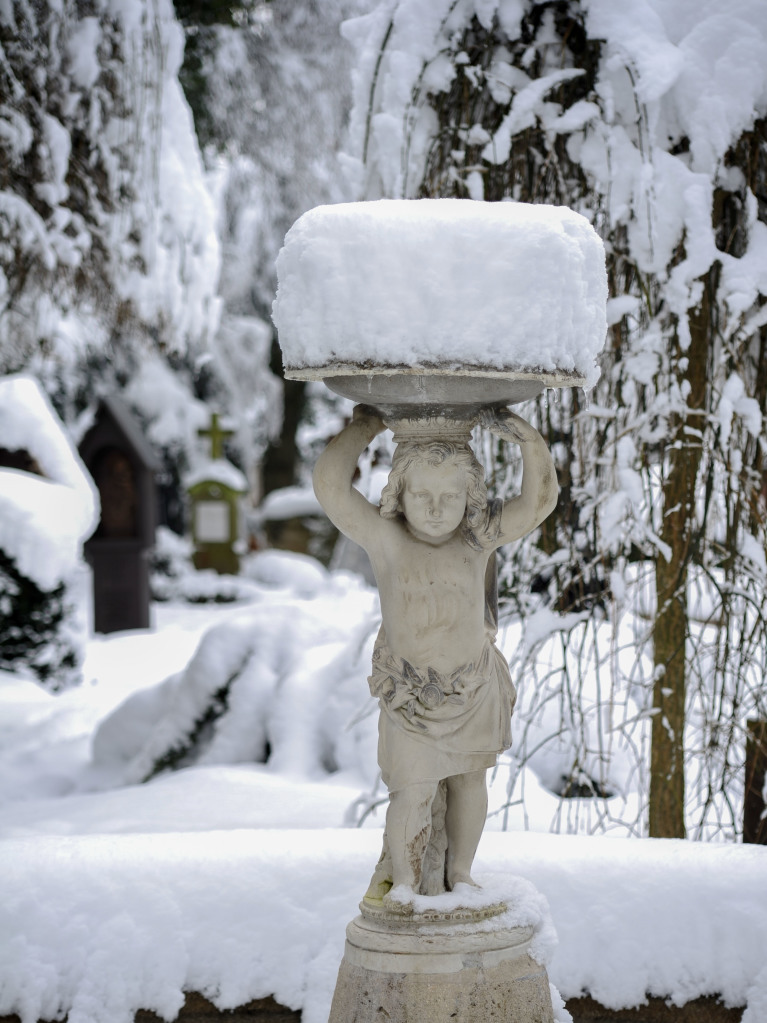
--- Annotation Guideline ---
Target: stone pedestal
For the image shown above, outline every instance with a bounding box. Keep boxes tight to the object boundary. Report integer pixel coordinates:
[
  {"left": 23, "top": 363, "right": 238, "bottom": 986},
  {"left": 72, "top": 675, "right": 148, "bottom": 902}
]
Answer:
[{"left": 328, "top": 901, "right": 555, "bottom": 1023}]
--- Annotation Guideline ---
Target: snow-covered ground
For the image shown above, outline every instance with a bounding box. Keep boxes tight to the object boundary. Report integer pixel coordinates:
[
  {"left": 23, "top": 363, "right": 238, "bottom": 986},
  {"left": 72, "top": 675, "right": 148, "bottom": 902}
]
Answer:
[{"left": 2, "top": 557, "right": 766, "bottom": 1023}]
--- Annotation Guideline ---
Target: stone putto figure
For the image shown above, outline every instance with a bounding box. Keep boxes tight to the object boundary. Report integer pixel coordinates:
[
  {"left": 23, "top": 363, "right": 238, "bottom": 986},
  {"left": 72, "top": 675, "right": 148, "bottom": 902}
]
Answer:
[{"left": 313, "top": 404, "right": 558, "bottom": 908}]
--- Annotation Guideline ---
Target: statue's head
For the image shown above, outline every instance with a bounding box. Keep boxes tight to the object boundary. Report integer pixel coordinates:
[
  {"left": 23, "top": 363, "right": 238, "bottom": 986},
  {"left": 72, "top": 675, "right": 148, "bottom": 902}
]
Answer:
[{"left": 379, "top": 441, "right": 487, "bottom": 541}]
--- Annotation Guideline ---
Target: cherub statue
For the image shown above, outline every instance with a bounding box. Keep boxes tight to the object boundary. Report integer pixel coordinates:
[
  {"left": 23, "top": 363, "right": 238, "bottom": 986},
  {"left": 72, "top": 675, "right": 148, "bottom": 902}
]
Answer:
[{"left": 313, "top": 405, "right": 558, "bottom": 907}]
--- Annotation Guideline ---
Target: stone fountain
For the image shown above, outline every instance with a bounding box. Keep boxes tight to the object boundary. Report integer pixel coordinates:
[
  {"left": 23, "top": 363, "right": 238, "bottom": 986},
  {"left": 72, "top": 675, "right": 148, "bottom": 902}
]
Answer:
[{"left": 273, "top": 198, "right": 607, "bottom": 1023}]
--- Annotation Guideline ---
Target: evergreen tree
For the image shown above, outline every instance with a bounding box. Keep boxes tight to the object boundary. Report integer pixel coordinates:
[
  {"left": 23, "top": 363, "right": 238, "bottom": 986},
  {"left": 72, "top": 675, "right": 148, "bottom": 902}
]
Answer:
[
  {"left": 0, "top": 552, "right": 79, "bottom": 692},
  {"left": 0, "top": 0, "right": 219, "bottom": 448}
]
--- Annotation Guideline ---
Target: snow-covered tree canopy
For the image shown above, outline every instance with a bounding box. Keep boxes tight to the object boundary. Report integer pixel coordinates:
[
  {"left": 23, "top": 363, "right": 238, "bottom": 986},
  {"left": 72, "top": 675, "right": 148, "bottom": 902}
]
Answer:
[{"left": 0, "top": 0, "right": 220, "bottom": 391}]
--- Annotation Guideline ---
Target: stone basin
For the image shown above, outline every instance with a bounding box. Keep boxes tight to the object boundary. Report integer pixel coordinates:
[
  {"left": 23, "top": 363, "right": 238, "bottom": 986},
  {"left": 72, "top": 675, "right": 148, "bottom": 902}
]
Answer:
[{"left": 285, "top": 366, "right": 585, "bottom": 419}]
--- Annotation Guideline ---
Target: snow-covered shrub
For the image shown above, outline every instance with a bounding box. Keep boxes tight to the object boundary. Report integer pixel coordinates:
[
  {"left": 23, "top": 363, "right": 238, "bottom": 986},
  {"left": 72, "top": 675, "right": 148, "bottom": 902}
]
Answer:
[
  {"left": 93, "top": 556, "right": 381, "bottom": 785},
  {"left": 240, "top": 548, "right": 332, "bottom": 598},
  {"left": 0, "top": 376, "right": 98, "bottom": 691},
  {"left": 0, "top": 551, "right": 80, "bottom": 692}
]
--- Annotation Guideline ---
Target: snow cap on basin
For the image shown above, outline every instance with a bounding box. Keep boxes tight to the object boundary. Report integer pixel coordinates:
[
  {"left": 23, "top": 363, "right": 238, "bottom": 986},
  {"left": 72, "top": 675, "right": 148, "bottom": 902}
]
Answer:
[{"left": 272, "top": 198, "right": 607, "bottom": 390}]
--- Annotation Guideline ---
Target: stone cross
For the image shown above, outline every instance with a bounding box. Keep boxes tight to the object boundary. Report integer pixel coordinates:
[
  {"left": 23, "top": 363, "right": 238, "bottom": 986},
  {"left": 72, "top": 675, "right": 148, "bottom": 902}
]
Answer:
[{"left": 198, "top": 413, "right": 233, "bottom": 461}]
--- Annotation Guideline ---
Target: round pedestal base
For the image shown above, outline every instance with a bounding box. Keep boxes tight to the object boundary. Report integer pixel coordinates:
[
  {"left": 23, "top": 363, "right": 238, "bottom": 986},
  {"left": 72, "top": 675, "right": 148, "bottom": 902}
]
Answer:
[{"left": 328, "top": 913, "right": 555, "bottom": 1023}]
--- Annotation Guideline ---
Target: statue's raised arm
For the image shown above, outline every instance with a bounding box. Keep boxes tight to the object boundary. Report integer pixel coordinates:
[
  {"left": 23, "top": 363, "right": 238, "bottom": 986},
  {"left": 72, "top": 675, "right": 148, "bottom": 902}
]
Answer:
[
  {"left": 478, "top": 407, "right": 559, "bottom": 548},
  {"left": 312, "top": 404, "right": 386, "bottom": 549}
]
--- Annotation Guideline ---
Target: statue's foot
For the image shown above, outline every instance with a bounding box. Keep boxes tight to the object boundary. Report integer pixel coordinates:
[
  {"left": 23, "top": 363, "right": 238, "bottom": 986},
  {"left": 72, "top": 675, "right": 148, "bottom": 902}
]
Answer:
[
  {"left": 363, "top": 875, "right": 393, "bottom": 906},
  {"left": 382, "top": 884, "right": 416, "bottom": 915},
  {"left": 448, "top": 873, "right": 481, "bottom": 892}
]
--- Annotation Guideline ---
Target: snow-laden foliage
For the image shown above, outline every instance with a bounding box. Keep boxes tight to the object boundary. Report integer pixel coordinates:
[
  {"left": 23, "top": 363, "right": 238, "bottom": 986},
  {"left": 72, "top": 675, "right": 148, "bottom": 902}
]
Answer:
[
  {"left": 0, "top": 0, "right": 303, "bottom": 512},
  {"left": 0, "top": 552, "right": 81, "bottom": 693},
  {"left": 0, "top": 0, "right": 239, "bottom": 519},
  {"left": 0, "top": 0, "right": 220, "bottom": 387},
  {"left": 0, "top": 375, "right": 97, "bottom": 690},
  {"left": 0, "top": 376, "right": 98, "bottom": 587},
  {"left": 342, "top": 0, "right": 767, "bottom": 838}
]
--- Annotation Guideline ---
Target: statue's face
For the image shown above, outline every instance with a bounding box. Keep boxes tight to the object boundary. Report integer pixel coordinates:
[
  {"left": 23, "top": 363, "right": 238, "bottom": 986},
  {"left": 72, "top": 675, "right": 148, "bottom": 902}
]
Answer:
[{"left": 400, "top": 461, "right": 467, "bottom": 541}]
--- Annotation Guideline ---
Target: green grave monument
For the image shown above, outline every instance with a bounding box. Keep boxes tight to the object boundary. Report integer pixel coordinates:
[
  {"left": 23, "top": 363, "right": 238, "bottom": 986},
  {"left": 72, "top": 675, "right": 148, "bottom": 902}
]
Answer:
[{"left": 187, "top": 413, "right": 248, "bottom": 575}]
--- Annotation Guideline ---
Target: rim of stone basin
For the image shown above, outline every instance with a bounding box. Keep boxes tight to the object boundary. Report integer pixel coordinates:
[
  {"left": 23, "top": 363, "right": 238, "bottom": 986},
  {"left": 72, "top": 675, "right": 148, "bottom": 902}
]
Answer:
[
  {"left": 359, "top": 899, "right": 509, "bottom": 926},
  {"left": 283, "top": 365, "right": 586, "bottom": 416},
  {"left": 284, "top": 363, "right": 585, "bottom": 384}
]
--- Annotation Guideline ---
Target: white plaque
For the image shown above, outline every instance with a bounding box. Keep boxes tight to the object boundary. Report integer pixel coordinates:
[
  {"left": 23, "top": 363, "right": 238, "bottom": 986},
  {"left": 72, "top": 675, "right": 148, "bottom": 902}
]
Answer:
[{"left": 195, "top": 501, "right": 230, "bottom": 542}]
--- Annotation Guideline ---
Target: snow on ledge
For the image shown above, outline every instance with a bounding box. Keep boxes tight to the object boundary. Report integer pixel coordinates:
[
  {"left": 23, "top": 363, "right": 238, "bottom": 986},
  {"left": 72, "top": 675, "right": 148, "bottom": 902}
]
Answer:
[
  {"left": 273, "top": 199, "right": 607, "bottom": 389},
  {"left": 0, "top": 830, "right": 765, "bottom": 1023}
]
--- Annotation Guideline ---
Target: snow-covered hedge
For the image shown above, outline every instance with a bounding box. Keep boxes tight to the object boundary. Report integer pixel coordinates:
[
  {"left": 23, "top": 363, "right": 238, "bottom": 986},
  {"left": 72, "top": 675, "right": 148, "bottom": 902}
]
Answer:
[{"left": 0, "top": 376, "right": 98, "bottom": 690}]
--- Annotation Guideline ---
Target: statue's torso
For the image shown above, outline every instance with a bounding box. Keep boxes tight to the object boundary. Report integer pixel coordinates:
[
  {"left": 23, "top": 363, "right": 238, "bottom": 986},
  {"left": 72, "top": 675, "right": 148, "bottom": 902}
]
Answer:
[{"left": 370, "top": 526, "right": 490, "bottom": 674}]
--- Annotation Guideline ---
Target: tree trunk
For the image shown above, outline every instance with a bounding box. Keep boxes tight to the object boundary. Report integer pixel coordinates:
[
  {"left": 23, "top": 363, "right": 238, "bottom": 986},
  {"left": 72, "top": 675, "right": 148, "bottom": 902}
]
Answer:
[
  {"left": 649, "top": 271, "right": 712, "bottom": 838},
  {"left": 261, "top": 334, "right": 307, "bottom": 496}
]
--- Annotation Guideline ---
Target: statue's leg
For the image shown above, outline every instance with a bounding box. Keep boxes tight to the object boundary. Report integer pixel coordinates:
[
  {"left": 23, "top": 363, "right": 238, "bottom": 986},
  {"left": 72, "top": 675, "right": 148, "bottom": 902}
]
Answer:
[
  {"left": 363, "top": 832, "right": 393, "bottom": 904},
  {"left": 445, "top": 768, "right": 488, "bottom": 890},
  {"left": 420, "top": 780, "right": 448, "bottom": 895},
  {"left": 384, "top": 781, "right": 439, "bottom": 893}
]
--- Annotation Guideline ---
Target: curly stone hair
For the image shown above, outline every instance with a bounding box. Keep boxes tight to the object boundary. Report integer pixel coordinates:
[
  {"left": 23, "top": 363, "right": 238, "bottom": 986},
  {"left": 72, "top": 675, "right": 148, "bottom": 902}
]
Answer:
[{"left": 379, "top": 441, "right": 488, "bottom": 530}]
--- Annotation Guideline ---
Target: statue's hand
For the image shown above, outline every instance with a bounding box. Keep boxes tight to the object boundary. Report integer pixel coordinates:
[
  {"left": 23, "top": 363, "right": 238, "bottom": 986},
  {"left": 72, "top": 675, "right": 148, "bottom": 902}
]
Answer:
[
  {"left": 479, "top": 406, "right": 536, "bottom": 443},
  {"left": 352, "top": 403, "right": 386, "bottom": 437}
]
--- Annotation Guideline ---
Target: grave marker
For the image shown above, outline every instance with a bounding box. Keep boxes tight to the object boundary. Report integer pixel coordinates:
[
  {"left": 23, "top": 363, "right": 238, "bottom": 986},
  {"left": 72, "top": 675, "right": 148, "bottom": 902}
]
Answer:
[
  {"left": 187, "top": 413, "right": 248, "bottom": 575},
  {"left": 79, "top": 395, "right": 161, "bottom": 633}
]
